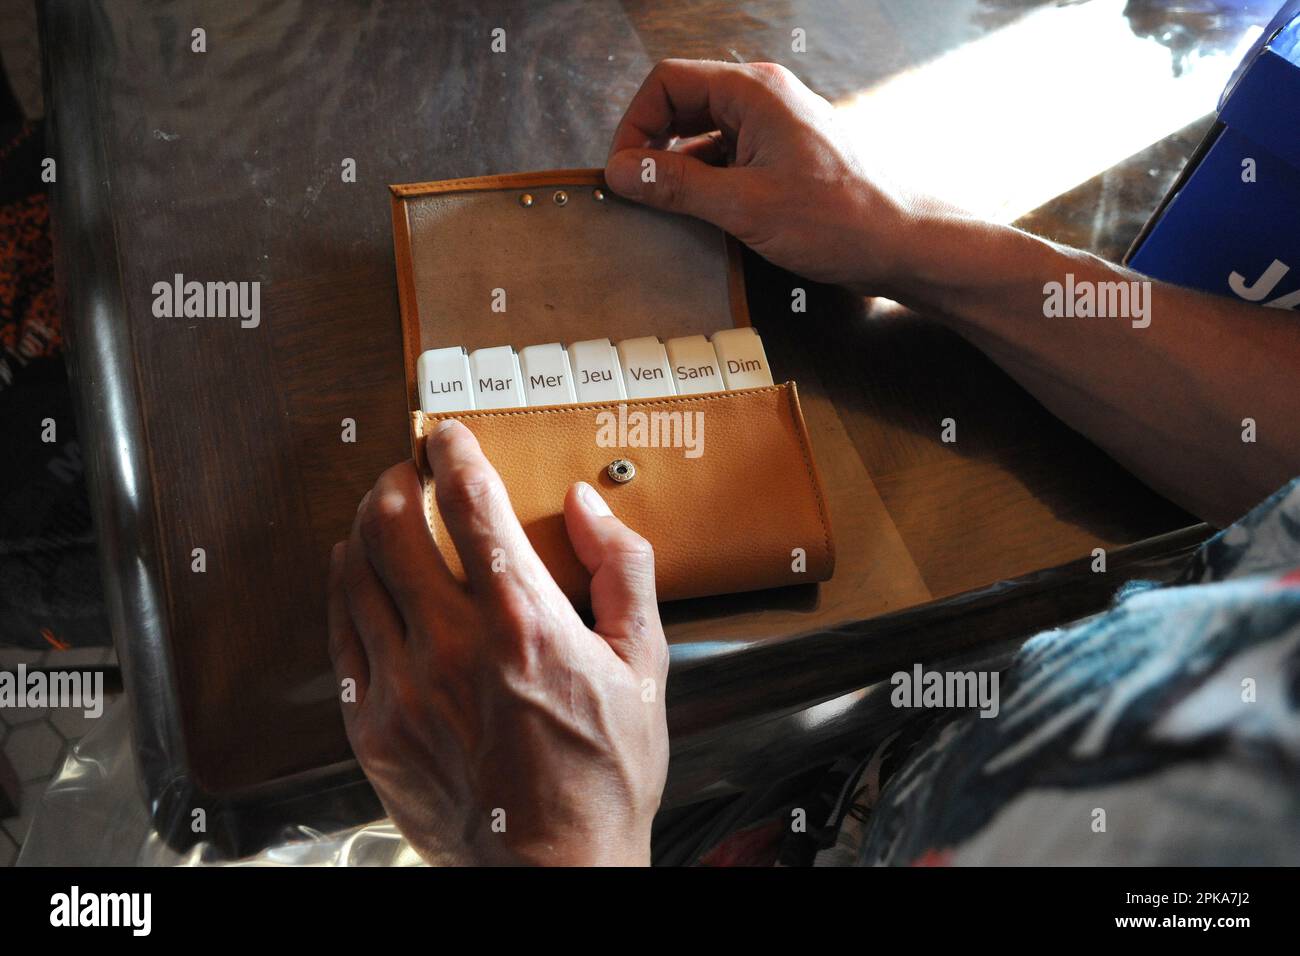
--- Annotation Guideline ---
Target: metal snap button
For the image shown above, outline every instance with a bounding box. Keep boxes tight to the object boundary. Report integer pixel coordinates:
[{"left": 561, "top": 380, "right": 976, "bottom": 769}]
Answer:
[
  {"left": 519, "top": 193, "right": 534, "bottom": 207},
  {"left": 553, "top": 189, "right": 568, "bottom": 206},
  {"left": 607, "top": 458, "right": 635, "bottom": 483},
  {"left": 592, "top": 188, "right": 606, "bottom": 201}
]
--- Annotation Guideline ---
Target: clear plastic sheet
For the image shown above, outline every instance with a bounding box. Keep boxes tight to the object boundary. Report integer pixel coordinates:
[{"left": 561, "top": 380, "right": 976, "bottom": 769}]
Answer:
[
  {"left": 18, "top": 698, "right": 422, "bottom": 866},
  {"left": 19, "top": 637, "right": 1034, "bottom": 865}
]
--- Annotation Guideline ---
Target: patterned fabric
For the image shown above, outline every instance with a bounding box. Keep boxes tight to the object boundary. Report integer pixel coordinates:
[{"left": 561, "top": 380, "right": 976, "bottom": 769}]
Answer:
[
  {"left": 0, "top": 118, "right": 108, "bottom": 650},
  {"left": 0, "top": 121, "right": 58, "bottom": 385},
  {"left": 663, "top": 478, "right": 1300, "bottom": 866}
]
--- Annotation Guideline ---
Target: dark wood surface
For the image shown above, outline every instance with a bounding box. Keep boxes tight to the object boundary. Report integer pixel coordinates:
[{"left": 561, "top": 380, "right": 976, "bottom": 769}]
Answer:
[{"left": 40, "top": 0, "right": 1263, "bottom": 847}]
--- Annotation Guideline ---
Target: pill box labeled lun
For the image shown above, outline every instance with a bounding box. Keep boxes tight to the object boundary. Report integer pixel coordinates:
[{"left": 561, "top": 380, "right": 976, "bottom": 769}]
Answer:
[{"left": 416, "top": 346, "right": 474, "bottom": 412}]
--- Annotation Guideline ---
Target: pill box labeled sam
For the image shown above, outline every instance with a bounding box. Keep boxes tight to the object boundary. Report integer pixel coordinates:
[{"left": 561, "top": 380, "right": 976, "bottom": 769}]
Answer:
[{"left": 389, "top": 169, "right": 835, "bottom": 602}]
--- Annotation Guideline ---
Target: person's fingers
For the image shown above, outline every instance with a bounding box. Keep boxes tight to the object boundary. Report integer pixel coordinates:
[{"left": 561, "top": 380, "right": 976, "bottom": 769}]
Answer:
[
  {"left": 607, "top": 59, "right": 757, "bottom": 159},
  {"left": 327, "top": 541, "right": 369, "bottom": 720},
  {"left": 425, "top": 420, "right": 558, "bottom": 601},
  {"left": 356, "top": 460, "right": 460, "bottom": 624},
  {"left": 562, "top": 482, "right": 667, "bottom": 673},
  {"left": 342, "top": 493, "right": 406, "bottom": 672},
  {"left": 605, "top": 147, "right": 758, "bottom": 236},
  {"left": 671, "top": 130, "right": 732, "bottom": 167}
]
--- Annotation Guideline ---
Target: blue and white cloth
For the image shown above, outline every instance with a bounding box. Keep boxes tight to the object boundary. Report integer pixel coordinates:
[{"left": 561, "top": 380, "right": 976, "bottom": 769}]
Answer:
[
  {"left": 654, "top": 479, "right": 1300, "bottom": 866},
  {"left": 820, "top": 478, "right": 1300, "bottom": 865}
]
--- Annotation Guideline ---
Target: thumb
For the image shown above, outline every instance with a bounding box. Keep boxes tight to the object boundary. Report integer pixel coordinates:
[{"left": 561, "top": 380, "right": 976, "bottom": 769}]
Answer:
[
  {"left": 605, "top": 147, "right": 750, "bottom": 235},
  {"left": 563, "top": 481, "right": 666, "bottom": 671}
]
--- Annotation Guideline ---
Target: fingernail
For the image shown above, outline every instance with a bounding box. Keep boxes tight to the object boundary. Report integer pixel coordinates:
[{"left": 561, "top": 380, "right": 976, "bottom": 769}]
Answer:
[
  {"left": 604, "top": 151, "right": 643, "bottom": 198},
  {"left": 578, "top": 481, "right": 613, "bottom": 517},
  {"left": 426, "top": 419, "right": 464, "bottom": 478},
  {"left": 356, "top": 490, "right": 372, "bottom": 514}
]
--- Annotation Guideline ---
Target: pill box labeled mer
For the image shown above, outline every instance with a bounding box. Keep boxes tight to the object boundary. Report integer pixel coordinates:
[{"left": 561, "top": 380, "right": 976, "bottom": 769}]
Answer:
[{"left": 389, "top": 169, "right": 835, "bottom": 602}]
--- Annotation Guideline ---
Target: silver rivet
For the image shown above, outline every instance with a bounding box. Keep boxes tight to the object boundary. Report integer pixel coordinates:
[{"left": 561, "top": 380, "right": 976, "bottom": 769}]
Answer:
[
  {"left": 553, "top": 189, "right": 568, "bottom": 206},
  {"left": 607, "top": 458, "right": 635, "bottom": 483},
  {"left": 592, "top": 188, "right": 605, "bottom": 201},
  {"left": 519, "top": 193, "right": 534, "bottom": 207}
]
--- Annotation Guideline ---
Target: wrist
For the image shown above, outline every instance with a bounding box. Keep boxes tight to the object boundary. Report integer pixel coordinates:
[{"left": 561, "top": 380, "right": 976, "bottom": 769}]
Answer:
[
  {"left": 503, "top": 809, "right": 654, "bottom": 866},
  {"left": 870, "top": 198, "right": 1054, "bottom": 327},
  {"left": 511, "top": 829, "right": 652, "bottom": 867}
]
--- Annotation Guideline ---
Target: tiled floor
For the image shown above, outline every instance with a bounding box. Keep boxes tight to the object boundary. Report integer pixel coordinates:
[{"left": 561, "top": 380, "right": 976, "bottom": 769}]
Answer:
[{"left": 1, "top": 646, "right": 119, "bottom": 866}]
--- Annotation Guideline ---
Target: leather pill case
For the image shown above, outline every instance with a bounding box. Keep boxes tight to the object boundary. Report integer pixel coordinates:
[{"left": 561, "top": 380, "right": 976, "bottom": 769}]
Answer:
[{"left": 390, "top": 169, "right": 835, "bottom": 603}]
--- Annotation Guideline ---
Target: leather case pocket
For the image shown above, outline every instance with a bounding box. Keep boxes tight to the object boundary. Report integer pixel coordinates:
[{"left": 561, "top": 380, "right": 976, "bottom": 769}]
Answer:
[{"left": 412, "top": 383, "right": 834, "bottom": 603}]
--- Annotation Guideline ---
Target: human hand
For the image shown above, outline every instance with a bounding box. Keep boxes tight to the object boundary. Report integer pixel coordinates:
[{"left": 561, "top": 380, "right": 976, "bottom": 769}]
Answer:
[
  {"left": 605, "top": 58, "right": 940, "bottom": 294},
  {"left": 327, "top": 420, "right": 669, "bottom": 865}
]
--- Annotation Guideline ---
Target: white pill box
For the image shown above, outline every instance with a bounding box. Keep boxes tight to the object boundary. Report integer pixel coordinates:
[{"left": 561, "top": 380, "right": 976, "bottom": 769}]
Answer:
[
  {"left": 469, "top": 345, "right": 526, "bottom": 409},
  {"left": 616, "top": 335, "right": 675, "bottom": 399},
  {"left": 416, "top": 346, "right": 474, "bottom": 413},
  {"left": 567, "top": 337, "right": 627, "bottom": 402},
  {"left": 711, "top": 326, "right": 774, "bottom": 389},
  {"left": 518, "top": 343, "right": 576, "bottom": 406},
  {"left": 665, "top": 334, "right": 725, "bottom": 395}
]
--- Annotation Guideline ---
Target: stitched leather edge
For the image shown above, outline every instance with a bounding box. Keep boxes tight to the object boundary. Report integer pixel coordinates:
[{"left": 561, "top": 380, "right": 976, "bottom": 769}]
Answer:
[
  {"left": 390, "top": 168, "right": 604, "bottom": 198},
  {"left": 414, "top": 383, "right": 788, "bottom": 421},
  {"left": 781, "top": 385, "right": 836, "bottom": 572}
]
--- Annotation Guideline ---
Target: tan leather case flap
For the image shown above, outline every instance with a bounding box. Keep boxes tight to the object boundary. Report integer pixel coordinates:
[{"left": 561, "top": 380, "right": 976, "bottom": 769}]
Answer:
[{"left": 412, "top": 383, "right": 834, "bottom": 603}]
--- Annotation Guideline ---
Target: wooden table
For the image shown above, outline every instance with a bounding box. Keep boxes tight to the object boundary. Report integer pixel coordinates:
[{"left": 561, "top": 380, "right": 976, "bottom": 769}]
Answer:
[{"left": 42, "top": 0, "right": 1253, "bottom": 852}]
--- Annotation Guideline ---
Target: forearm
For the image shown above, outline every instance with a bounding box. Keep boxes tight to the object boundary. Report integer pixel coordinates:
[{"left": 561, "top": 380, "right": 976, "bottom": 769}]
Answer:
[
  {"left": 884, "top": 209, "right": 1300, "bottom": 526},
  {"left": 601, "top": 59, "right": 1298, "bottom": 525}
]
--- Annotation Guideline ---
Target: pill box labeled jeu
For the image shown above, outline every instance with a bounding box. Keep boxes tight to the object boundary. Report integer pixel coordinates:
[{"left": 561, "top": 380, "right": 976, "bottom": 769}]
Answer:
[{"left": 389, "top": 169, "right": 835, "bottom": 602}]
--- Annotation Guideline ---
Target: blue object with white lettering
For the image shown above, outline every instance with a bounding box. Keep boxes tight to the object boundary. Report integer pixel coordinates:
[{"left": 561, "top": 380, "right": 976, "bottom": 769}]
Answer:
[{"left": 1127, "top": 2, "right": 1300, "bottom": 309}]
